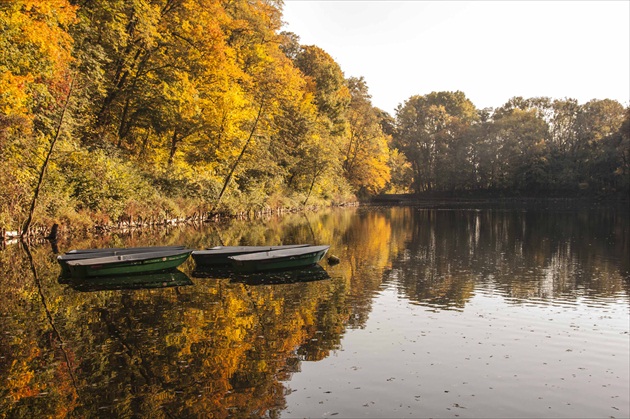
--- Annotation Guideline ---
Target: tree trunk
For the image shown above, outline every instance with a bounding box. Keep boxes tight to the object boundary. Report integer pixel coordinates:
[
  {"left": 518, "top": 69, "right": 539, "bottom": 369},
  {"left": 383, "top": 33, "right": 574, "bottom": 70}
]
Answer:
[
  {"left": 215, "top": 101, "right": 265, "bottom": 207},
  {"left": 168, "top": 129, "right": 179, "bottom": 166},
  {"left": 303, "top": 165, "right": 324, "bottom": 206},
  {"left": 21, "top": 77, "right": 75, "bottom": 238}
]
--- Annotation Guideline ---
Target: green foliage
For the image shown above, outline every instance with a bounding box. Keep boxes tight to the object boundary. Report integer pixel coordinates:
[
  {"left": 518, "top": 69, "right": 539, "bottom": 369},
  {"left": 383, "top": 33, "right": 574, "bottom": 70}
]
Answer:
[
  {"left": 61, "top": 149, "right": 156, "bottom": 222},
  {"left": 395, "top": 91, "right": 478, "bottom": 192},
  {"left": 394, "top": 92, "right": 628, "bottom": 195}
]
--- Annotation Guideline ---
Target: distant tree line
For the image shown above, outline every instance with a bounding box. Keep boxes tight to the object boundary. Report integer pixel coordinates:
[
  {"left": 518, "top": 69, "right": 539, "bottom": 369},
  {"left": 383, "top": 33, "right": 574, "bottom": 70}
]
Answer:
[
  {"left": 1, "top": 1, "right": 627, "bottom": 233},
  {"left": 392, "top": 93, "right": 629, "bottom": 195}
]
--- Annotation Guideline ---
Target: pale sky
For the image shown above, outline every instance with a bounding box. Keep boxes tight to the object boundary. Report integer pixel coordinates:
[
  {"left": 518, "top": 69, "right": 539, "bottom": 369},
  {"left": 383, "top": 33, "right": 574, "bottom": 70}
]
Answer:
[{"left": 281, "top": 1, "right": 630, "bottom": 114}]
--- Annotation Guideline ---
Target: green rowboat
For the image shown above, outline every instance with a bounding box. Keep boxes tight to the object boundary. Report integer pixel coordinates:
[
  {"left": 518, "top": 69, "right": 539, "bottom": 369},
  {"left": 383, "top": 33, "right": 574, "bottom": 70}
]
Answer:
[
  {"left": 58, "top": 245, "right": 186, "bottom": 277},
  {"left": 229, "top": 245, "right": 330, "bottom": 273},
  {"left": 192, "top": 244, "right": 310, "bottom": 268},
  {"left": 65, "top": 248, "right": 192, "bottom": 279}
]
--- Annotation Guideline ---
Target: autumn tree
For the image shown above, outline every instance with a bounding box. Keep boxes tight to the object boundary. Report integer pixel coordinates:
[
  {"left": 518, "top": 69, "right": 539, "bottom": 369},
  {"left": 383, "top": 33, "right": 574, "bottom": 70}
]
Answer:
[
  {"left": 0, "top": 0, "right": 76, "bottom": 230},
  {"left": 343, "top": 77, "right": 390, "bottom": 195},
  {"left": 278, "top": 34, "right": 356, "bottom": 204},
  {"left": 292, "top": 45, "right": 350, "bottom": 134},
  {"left": 2, "top": 1, "right": 627, "bottom": 233}
]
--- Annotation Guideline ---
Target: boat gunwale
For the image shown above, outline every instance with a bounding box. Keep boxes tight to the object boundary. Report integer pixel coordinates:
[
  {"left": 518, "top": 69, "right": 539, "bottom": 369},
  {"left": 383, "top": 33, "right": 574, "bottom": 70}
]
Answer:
[
  {"left": 229, "top": 245, "right": 330, "bottom": 262},
  {"left": 65, "top": 249, "right": 192, "bottom": 267},
  {"left": 59, "top": 246, "right": 188, "bottom": 262},
  {"left": 193, "top": 244, "right": 310, "bottom": 257},
  {"left": 66, "top": 245, "right": 186, "bottom": 255}
]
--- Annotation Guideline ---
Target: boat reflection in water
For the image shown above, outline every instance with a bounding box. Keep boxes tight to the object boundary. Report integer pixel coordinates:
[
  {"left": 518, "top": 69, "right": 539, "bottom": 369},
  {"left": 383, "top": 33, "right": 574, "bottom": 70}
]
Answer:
[
  {"left": 230, "top": 264, "right": 331, "bottom": 285},
  {"left": 65, "top": 269, "right": 193, "bottom": 292}
]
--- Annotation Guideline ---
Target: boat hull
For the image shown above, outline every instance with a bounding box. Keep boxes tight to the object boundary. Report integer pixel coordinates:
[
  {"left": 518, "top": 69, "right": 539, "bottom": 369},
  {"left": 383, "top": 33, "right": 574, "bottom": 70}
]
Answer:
[
  {"left": 66, "top": 249, "right": 192, "bottom": 279},
  {"left": 58, "top": 246, "right": 186, "bottom": 277},
  {"left": 192, "top": 245, "right": 309, "bottom": 268},
  {"left": 229, "top": 245, "right": 330, "bottom": 273}
]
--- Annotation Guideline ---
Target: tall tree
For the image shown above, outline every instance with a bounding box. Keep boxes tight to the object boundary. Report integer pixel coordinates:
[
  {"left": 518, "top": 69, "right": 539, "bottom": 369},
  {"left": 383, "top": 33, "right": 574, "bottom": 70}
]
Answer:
[
  {"left": 293, "top": 45, "right": 350, "bottom": 133},
  {"left": 343, "top": 77, "right": 390, "bottom": 195},
  {"left": 0, "top": 0, "right": 76, "bottom": 231},
  {"left": 395, "top": 91, "right": 477, "bottom": 192},
  {"left": 478, "top": 108, "right": 549, "bottom": 191},
  {"left": 574, "top": 99, "right": 626, "bottom": 190}
]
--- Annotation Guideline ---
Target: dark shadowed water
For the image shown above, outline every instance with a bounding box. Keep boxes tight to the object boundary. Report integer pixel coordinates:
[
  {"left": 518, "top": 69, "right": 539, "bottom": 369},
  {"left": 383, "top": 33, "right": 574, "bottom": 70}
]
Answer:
[{"left": 1, "top": 206, "right": 628, "bottom": 418}]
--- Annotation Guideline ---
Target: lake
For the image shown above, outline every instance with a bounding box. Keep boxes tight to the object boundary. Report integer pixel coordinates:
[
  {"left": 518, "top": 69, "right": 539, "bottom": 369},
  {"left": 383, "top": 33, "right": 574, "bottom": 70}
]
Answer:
[{"left": 1, "top": 205, "right": 628, "bottom": 418}]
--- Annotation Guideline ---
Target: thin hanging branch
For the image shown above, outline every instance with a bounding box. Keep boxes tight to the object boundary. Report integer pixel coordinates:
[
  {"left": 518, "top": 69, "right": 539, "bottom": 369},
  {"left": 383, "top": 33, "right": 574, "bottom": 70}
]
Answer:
[
  {"left": 303, "top": 165, "right": 324, "bottom": 206},
  {"left": 214, "top": 99, "right": 265, "bottom": 208},
  {"left": 21, "top": 76, "right": 75, "bottom": 238}
]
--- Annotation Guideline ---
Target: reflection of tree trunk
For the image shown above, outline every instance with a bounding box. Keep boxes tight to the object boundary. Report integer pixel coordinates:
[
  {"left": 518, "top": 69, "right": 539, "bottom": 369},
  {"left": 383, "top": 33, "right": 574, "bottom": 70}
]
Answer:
[
  {"left": 301, "top": 212, "right": 317, "bottom": 244},
  {"left": 49, "top": 239, "right": 59, "bottom": 254},
  {"left": 212, "top": 224, "right": 226, "bottom": 246},
  {"left": 98, "top": 308, "right": 156, "bottom": 386},
  {"left": 23, "top": 244, "right": 79, "bottom": 395},
  {"left": 22, "top": 77, "right": 75, "bottom": 238},
  {"left": 97, "top": 307, "right": 181, "bottom": 416},
  {"left": 45, "top": 223, "right": 59, "bottom": 254}
]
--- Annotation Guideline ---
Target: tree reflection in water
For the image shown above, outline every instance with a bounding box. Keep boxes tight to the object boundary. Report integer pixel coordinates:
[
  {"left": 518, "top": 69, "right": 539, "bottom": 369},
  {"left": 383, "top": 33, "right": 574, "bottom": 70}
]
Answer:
[{"left": 0, "top": 206, "right": 628, "bottom": 417}]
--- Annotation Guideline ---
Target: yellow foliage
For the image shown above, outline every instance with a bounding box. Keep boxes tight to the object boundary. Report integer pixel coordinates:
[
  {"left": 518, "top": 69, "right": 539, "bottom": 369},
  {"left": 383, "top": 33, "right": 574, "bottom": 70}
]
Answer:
[
  {"left": 0, "top": 72, "right": 33, "bottom": 116},
  {"left": 8, "top": 359, "right": 40, "bottom": 402},
  {"left": 0, "top": 0, "right": 75, "bottom": 118}
]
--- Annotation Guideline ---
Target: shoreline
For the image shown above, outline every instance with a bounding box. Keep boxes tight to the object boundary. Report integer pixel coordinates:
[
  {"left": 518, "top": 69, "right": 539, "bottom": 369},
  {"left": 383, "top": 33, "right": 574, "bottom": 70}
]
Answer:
[
  {"left": 3, "top": 194, "right": 628, "bottom": 244},
  {"left": 368, "top": 193, "right": 629, "bottom": 210}
]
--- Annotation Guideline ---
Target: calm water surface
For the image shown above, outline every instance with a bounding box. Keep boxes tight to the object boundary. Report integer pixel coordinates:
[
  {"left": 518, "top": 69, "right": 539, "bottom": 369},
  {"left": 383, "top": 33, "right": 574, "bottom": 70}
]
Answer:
[{"left": 1, "top": 206, "right": 628, "bottom": 418}]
